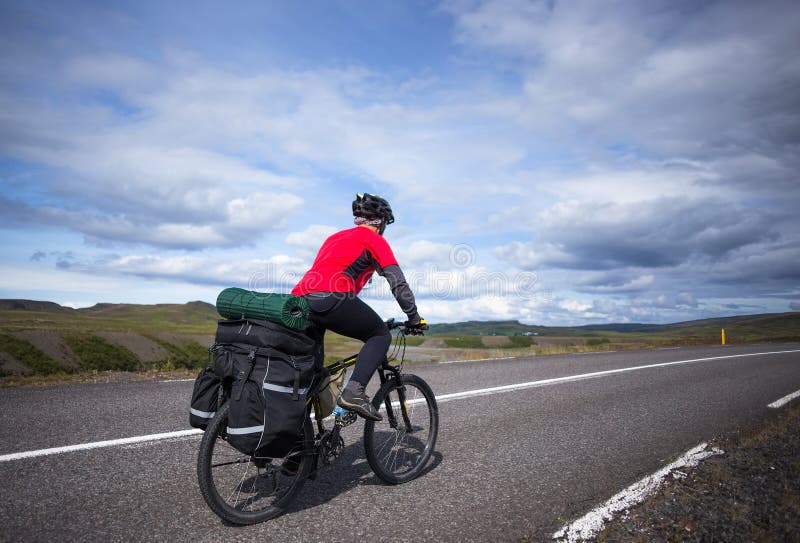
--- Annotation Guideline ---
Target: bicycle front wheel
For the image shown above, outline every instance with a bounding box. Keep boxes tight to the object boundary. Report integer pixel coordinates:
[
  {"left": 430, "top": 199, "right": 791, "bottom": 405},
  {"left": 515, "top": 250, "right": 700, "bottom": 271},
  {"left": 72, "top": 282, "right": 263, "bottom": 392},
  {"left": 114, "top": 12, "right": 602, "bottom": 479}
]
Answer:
[
  {"left": 196, "top": 402, "right": 314, "bottom": 525},
  {"left": 363, "top": 373, "right": 439, "bottom": 484}
]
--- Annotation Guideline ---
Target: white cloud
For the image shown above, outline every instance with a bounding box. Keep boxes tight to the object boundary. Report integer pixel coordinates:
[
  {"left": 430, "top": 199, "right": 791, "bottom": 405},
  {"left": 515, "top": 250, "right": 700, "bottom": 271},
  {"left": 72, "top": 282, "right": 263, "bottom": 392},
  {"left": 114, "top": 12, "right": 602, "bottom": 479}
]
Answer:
[
  {"left": 449, "top": 0, "right": 800, "bottom": 163},
  {"left": 397, "top": 240, "right": 454, "bottom": 267},
  {"left": 0, "top": 262, "right": 220, "bottom": 306},
  {"left": 577, "top": 274, "right": 655, "bottom": 294},
  {"left": 365, "top": 291, "right": 530, "bottom": 324},
  {"left": 538, "top": 163, "right": 721, "bottom": 205},
  {"left": 96, "top": 253, "right": 308, "bottom": 290},
  {"left": 1, "top": 53, "right": 530, "bottom": 247},
  {"left": 64, "top": 53, "right": 157, "bottom": 89},
  {"left": 363, "top": 262, "right": 547, "bottom": 307},
  {"left": 285, "top": 224, "right": 338, "bottom": 252},
  {"left": 494, "top": 241, "right": 574, "bottom": 270},
  {"left": 2, "top": 2, "right": 800, "bottom": 326},
  {"left": 5, "top": 190, "right": 302, "bottom": 250},
  {"left": 559, "top": 299, "right": 592, "bottom": 313},
  {"left": 225, "top": 193, "right": 303, "bottom": 232},
  {"left": 497, "top": 197, "right": 776, "bottom": 271}
]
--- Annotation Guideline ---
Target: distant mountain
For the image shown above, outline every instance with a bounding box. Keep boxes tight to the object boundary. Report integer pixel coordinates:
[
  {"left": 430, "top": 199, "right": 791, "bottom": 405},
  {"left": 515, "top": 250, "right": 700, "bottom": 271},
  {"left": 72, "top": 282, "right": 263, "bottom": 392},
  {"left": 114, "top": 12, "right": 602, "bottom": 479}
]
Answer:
[
  {"left": 0, "top": 299, "right": 76, "bottom": 313},
  {"left": 577, "top": 312, "right": 800, "bottom": 334},
  {"left": 77, "top": 300, "right": 216, "bottom": 316},
  {"left": 429, "top": 313, "right": 800, "bottom": 338},
  {"left": 428, "top": 320, "right": 553, "bottom": 336},
  {"left": 76, "top": 300, "right": 219, "bottom": 326},
  {"left": 0, "top": 299, "right": 219, "bottom": 327}
]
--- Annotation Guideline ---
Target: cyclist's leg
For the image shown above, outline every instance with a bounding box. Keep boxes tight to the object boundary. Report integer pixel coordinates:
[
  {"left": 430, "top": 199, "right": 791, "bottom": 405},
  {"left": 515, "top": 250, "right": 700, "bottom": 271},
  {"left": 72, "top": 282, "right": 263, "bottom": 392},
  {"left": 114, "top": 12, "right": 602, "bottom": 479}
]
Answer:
[
  {"left": 306, "top": 293, "right": 339, "bottom": 371},
  {"left": 308, "top": 293, "right": 390, "bottom": 420},
  {"left": 307, "top": 322, "right": 326, "bottom": 371},
  {"left": 309, "top": 293, "right": 390, "bottom": 381}
]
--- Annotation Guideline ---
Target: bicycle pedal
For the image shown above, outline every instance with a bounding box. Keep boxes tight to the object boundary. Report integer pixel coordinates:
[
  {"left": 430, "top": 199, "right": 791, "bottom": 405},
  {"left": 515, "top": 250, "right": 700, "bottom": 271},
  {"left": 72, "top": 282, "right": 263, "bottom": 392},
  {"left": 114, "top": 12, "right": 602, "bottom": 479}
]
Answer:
[{"left": 335, "top": 411, "right": 358, "bottom": 427}]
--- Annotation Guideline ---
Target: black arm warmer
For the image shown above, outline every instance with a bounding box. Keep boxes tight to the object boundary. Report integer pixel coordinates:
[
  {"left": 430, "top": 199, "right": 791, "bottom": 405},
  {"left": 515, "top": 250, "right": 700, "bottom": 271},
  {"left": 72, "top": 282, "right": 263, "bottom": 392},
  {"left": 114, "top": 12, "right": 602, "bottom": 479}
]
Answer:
[{"left": 382, "top": 264, "right": 419, "bottom": 319}]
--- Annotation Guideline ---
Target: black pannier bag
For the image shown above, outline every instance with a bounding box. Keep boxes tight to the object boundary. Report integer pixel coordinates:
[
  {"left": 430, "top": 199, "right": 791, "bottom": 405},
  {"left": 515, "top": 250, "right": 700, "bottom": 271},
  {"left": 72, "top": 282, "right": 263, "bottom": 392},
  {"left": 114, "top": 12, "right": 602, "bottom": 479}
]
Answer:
[
  {"left": 214, "top": 318, "right": 316, "bottom": 356},
  {"left": 189, "top": 366, "right": 221, "bottom": 430},
  {"left": 212, "top": 319, "right": 317, "bottom": 458}
]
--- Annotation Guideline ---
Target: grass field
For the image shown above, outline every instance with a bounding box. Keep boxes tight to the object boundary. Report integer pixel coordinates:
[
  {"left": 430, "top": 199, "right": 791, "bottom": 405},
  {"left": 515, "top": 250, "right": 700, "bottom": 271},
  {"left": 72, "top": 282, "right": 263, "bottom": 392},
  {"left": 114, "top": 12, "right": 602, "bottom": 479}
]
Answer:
[{"left": 1, "top": 299, "right": 798, "bottom": 383}]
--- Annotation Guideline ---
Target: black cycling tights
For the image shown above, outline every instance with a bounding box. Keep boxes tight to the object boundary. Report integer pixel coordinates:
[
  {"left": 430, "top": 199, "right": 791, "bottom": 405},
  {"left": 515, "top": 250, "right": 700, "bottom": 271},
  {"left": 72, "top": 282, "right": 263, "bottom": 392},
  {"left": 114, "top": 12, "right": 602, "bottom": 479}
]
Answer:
[{"left": 306, "top": 293, "right": 391, "bottom": 386}]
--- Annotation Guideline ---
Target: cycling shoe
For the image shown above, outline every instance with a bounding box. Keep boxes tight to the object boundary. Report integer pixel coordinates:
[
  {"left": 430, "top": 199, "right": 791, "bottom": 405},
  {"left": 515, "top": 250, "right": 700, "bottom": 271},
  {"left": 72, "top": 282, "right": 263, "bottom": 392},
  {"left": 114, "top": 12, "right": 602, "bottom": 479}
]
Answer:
[{"left": 338, "top": 386, "right": 382, "bottom": 422}]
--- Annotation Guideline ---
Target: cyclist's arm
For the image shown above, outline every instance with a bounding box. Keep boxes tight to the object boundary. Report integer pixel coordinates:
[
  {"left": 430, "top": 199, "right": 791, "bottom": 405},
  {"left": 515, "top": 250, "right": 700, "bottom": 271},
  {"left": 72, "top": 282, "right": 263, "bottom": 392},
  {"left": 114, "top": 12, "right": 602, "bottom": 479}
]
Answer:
[
  {"left": 383, "top": 264, "right": 420, "bottom": 322},
  {"left": 362, "top": 233, "right": 421, "bottom": 322}
]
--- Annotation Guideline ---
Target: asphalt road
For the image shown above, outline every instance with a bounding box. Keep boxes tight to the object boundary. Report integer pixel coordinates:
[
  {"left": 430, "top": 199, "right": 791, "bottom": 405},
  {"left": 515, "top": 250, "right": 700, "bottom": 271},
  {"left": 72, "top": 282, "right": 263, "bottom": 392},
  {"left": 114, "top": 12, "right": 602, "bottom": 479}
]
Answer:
[{"left": 1, "top": 343, "right": 799, "bottom": 542}]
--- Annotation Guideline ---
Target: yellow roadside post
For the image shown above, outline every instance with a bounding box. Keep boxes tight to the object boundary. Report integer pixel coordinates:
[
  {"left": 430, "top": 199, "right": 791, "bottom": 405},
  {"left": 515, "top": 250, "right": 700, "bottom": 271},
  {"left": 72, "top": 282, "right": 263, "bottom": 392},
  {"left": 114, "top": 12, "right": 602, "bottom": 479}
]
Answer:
[{"left": 721, "top": 328, "right": 726, "bottom": 345}]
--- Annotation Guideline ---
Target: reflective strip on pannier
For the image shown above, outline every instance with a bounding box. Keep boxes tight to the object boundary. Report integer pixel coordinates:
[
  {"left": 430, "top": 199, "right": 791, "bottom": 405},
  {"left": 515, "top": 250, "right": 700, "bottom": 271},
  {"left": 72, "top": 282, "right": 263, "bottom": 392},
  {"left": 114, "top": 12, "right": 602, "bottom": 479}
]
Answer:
[
  {"left": 189, "top": 408, "right": 216, "bottom": 419},
  {"left": 227, "top": 425, "right": 266, "bottom": 435},
  {"left": 189, "top": 367, "right": 221, "bottom": 430},
  {"left": 263, "top": 382, "right": 309, "bottom": 395}
]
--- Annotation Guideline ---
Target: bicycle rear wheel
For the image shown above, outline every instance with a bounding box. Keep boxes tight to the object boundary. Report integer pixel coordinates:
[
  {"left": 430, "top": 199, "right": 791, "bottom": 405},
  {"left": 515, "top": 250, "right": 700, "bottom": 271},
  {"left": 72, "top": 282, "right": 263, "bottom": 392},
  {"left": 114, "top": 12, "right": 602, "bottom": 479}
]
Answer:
[
  {"left": 363, "top": 373, "right": 439, "bottom": 484},
  {"left": 196, "top": 402, "right": 314, "bottom": 525}
]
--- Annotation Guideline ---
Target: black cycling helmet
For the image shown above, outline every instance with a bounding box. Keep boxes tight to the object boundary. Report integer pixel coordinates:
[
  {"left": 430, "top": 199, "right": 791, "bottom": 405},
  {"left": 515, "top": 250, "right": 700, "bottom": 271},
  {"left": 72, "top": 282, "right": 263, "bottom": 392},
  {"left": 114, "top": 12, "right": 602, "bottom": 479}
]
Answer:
[{"left": 352, "top": 193, "right": 395, "bottom": 224}]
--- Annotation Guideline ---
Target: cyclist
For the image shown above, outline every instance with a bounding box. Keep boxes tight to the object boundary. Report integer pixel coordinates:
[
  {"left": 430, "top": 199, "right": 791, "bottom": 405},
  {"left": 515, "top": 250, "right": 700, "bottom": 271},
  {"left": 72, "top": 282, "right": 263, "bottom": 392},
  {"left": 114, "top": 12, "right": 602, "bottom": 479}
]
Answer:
[{"left": 292, "top": 193, "right": 426, "bottom": 421}]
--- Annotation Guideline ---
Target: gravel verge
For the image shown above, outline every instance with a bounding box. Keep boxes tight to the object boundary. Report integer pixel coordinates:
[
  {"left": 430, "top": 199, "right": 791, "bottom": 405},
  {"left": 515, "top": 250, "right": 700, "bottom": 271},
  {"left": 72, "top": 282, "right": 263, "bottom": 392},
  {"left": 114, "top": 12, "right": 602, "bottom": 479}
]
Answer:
[
  {"left": 0, "top": 369, "right": 198, "bottom": 387},
  {"left": 593, "top": 400, "right": 800, "bottom": 542}
]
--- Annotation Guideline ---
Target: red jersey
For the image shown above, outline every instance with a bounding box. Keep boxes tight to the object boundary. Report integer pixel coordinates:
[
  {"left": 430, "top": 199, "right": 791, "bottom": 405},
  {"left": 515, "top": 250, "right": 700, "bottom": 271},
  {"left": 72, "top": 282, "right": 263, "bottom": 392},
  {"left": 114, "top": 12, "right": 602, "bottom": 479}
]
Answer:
[{"left": 292, "top": 227, "right": 399, "bottom": 295}]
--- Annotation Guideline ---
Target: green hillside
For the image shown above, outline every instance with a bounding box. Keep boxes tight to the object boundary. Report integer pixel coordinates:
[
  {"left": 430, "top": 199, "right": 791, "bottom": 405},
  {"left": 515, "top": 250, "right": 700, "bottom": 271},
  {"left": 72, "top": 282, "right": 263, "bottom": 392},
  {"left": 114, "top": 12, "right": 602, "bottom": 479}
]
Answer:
[
  {"left": 0, "top": 299, "right": 76, "bottom": 313},
  {"left": 428, "top": 320, "right": 549, "bottom": 336},
  {"left": 77, "top": 301, "right": 219, "bottom": 329},
  {"left": 0, "top": 300, "right": 219, "bottom": 334},
  {"left": 429, "top": 313, "right": 800, "bottom": 341},
  {"left": 0, "top": 299, "right": 798, "bottom": 382},
  {"left": 0, "top": 300, "right": 220, "bottom": 380}
]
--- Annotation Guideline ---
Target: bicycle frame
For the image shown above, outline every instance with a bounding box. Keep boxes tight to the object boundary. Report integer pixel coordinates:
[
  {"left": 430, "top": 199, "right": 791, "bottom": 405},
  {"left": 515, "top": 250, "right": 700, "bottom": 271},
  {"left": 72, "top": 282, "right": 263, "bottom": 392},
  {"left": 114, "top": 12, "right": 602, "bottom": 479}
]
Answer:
[{"left": 306, "top": 326, "right": 414, "bottom": 464}]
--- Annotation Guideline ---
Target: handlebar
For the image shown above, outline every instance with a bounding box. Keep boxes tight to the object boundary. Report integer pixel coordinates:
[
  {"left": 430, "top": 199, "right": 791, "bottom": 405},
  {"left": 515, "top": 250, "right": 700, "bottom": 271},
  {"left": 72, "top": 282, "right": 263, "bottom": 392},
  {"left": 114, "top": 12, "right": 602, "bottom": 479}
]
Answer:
[{"left": 386, "top": 318, "right": 429, "bottom": 335}]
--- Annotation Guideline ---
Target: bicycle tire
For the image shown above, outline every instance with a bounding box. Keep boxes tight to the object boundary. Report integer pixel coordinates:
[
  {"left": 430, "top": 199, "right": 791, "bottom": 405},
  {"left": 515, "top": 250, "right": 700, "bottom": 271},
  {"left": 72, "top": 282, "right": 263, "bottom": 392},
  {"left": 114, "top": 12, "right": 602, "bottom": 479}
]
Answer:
[
  {"left": 363, "top": 373, "right": 439, "bottom": 484},
  {"left": 196, "top": 402, "right": 315, "bottom": 525}
]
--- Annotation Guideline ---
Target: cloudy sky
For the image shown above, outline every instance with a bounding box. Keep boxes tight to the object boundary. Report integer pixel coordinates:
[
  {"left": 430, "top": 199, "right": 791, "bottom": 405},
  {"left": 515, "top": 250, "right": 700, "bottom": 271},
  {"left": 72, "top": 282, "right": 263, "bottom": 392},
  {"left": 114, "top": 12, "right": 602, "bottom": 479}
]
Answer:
[{"left": 1, "top": 0, "right": 799, "bottom": 325}]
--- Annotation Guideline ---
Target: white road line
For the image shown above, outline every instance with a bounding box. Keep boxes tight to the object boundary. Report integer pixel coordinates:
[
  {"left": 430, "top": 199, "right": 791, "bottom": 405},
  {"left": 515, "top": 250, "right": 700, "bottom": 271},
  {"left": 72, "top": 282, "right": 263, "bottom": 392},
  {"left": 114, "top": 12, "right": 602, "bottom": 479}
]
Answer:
[
  {"left": 768, "top": 388, "right": 800, "bottom": 409},
  {"left": 2, "top": 348, "right": 798, "bottom": 463},
  {"left": 0, "top": 430, "right": 202, "bottom": 463},
  {"left": 431, "top": 348, "right": 800, "bottom": 404},
  {"left": 160, "top": 378, "right": 195, "bottom": 383},
  {"left": 552, "top": 442, "right": 724, "bottom": 542},
  {"left": 439, "top": 356, "right": 517, "bottom": 364}
]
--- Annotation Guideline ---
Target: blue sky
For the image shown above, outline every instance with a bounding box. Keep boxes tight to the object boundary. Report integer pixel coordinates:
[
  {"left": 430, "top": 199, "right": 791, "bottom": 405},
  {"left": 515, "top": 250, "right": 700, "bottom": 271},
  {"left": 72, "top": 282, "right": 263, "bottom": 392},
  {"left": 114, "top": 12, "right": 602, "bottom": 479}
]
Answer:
[{"left": 1, "top": 0, "right": 799, "bottom": 325}]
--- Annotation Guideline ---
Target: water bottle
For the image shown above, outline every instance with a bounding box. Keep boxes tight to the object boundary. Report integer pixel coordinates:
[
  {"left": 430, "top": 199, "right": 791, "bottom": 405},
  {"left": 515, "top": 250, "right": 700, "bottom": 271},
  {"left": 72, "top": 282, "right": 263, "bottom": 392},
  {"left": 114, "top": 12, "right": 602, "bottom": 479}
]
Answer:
[{"left": 333, "top": 372, "right": 352, "bottom": 417}]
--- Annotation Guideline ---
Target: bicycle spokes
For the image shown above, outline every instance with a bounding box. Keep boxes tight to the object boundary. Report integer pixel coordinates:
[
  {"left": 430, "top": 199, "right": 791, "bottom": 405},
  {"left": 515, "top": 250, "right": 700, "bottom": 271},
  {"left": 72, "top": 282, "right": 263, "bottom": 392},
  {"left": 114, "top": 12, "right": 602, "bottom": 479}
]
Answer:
[
  {"left": 197, "top": 402, "right": 314, "bottom": 525},
  {"left": 364, "top": 374, "right": 439, "bottom": 484}
]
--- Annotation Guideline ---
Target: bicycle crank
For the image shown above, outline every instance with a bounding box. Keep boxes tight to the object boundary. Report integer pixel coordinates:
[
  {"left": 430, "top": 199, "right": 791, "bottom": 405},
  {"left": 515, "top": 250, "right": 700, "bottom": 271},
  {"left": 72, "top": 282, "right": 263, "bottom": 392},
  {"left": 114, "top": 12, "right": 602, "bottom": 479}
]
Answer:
[{"left": 319, "top": 431, "right": 345, "bottom": 465}]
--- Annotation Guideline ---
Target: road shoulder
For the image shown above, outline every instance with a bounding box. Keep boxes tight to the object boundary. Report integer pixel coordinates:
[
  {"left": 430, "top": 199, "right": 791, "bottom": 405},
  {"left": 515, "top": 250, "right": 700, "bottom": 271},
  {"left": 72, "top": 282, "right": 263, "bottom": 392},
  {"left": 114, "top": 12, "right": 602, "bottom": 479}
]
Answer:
[{"left": 594, "top": 399, "right": 800, "bottom": 542}]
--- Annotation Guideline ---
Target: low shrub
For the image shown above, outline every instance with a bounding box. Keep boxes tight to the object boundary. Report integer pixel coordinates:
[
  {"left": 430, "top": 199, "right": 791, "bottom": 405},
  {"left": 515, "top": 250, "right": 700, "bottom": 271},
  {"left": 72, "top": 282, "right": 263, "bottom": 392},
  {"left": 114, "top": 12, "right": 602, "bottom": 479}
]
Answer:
[
  {"left": 404, "top": 336, "right": 425, "bottom": 347},
  {"left": 586, "top": 337, "right": 611, "bottom": 346},
  {"left": 0, "top": 334, "right": 66, "bottom": 374},
  {"left": 444, "top": 336, "right": 485, "bottom": 349},
  {"left": 506, "top": 336, "right": 537, "bottom": 348},
  {"left": 147, "top": 337, "right": 207, "bottom": 370},
  {"left": 64, "top": 335, "right": 140, "bottom": 371}
]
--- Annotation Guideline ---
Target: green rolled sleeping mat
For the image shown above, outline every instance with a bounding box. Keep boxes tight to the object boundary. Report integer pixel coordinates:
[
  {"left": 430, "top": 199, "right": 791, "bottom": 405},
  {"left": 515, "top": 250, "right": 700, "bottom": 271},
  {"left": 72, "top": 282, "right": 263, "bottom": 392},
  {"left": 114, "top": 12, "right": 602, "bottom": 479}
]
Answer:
[{"left": 215, "top": 288, "right": 310, "bottom": 330}]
